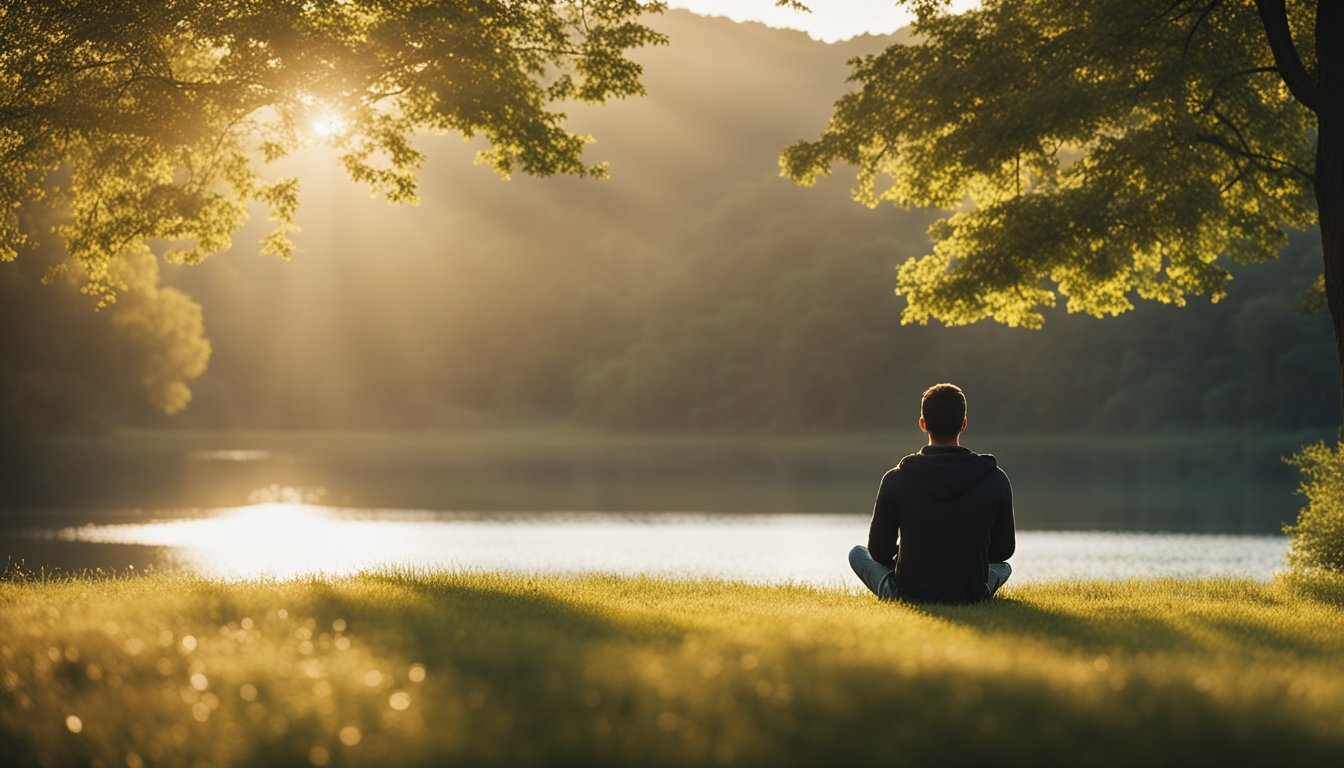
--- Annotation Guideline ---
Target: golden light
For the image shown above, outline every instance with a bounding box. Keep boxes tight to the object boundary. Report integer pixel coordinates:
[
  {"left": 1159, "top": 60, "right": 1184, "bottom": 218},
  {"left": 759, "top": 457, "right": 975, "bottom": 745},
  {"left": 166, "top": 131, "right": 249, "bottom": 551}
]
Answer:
[
  {"left": 308, "top": 110, "right": 350, "bottom": 140},
  {"left": 48, "top": 506, "right": 1291, "bottom": 583},
  {"left": 61, "top": 501, "right": 365, "bottom": 578}
]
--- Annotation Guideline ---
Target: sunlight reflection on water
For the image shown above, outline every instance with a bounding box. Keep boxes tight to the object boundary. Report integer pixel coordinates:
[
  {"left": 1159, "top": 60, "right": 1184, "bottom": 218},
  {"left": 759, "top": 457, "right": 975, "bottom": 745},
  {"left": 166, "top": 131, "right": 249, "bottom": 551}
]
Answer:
[
  {"left": 45, "top": 504, "right": 1292, "bottom": 586},
  {"left": 189, "top": 449, "right": 274, "bottom": 462}
]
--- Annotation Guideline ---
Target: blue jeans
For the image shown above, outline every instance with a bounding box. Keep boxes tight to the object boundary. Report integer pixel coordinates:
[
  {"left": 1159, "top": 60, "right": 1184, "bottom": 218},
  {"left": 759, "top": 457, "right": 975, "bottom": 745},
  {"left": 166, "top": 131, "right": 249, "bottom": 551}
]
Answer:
[{"left": 848, "top": 544, "right": 1011, "bottom": 602}]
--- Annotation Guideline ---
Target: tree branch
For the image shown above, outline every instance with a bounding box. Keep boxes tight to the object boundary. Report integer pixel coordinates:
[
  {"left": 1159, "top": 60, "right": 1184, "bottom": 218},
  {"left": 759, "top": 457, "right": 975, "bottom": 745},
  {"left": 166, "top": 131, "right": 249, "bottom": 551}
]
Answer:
[
  {"left": 1252, "top": 0, "right": 1318, "bottom": 113},
  {"left": 1194, "top": 130, "right": 1314, "bottom": 181},
  {"left": 1219, "top": 160, "right": 1252, "bottom": 194},
  {"left": 1143, "top": 0, "right": 1189, "bottom": 29},
  {"left": 1212, "top": 108, "right": 1255, "bottom": 155},
  {"left": 1198, "top": 66, "right": 1280, "bottom": 113},
  {"left": 1182, "top": 0, "right": 1224, "bottom": 59}
]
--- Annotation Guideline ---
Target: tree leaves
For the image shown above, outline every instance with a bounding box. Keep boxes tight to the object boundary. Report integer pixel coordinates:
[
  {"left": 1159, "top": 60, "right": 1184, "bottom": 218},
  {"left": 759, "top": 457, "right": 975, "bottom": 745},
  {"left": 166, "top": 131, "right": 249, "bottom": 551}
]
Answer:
[
  {"left": 0, "top": 0, "right": 667, "bottom": 303},
  {"left": 782, "top": 0, "right": 1318, "bottom": 329}
]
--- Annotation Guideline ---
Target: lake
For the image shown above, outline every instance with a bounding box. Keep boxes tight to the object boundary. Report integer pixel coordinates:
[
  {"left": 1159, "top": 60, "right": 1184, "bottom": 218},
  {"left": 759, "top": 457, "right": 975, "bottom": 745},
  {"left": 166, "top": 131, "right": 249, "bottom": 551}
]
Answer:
[
  {"left": 0, "top": 428, "right": 1312, "bottom": 583},
  {"left": 2, "top": 427, "right": 1326, "bottom": 533},
  {"left": 0, "top": 504, "right": 1289, "bottom": 586}
]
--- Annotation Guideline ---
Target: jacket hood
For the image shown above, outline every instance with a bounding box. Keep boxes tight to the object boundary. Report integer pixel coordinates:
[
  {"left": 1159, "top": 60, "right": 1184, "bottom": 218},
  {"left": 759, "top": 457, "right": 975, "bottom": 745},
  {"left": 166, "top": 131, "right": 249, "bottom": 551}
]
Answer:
[{"left": 896, "top": 445, "right": 999, "bottom": 501}]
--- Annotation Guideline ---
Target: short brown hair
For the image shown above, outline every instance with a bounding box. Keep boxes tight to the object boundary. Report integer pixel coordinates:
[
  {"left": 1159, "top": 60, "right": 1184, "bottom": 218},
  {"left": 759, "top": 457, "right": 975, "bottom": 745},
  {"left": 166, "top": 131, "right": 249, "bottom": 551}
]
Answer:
[{"left": 921, "top": 383, "right": 966, "bottom": 440}]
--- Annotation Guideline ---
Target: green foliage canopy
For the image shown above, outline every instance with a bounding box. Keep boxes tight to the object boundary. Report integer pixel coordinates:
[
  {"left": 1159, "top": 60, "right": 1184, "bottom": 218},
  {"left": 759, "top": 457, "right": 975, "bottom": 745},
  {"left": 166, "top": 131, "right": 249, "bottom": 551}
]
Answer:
[
  {"left": 0, "top": 205, "right": 209, "bottom": 437},
  {"left": 782, "top": 0, "right": 1320, "bottom": 329},
  {"left": 0, "top": 0, "right": 665, "bottom": 304}
]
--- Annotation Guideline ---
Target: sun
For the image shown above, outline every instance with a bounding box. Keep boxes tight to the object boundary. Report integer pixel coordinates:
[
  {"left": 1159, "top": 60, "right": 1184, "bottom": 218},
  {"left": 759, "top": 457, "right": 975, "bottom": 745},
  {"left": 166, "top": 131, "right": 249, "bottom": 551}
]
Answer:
[{"left": 308, "top": 110, "right": 349, "bottom": 140}]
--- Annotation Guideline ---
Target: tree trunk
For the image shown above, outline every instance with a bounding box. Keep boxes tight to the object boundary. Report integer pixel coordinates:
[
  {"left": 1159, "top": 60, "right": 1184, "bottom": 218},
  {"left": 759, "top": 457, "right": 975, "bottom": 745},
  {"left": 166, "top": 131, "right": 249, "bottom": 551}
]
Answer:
[{"left": 1317, "top": 0, "right": 1344, "bottom": 424}]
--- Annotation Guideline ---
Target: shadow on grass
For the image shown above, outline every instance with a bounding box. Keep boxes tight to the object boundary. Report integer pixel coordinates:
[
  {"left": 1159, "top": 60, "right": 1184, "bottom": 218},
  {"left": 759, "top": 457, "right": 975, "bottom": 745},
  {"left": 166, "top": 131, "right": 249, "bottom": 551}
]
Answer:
[
  {"left": 762, "top": 592, "right": 1344, "bottom": 766},
  {"left": 6, "top": 575, "right": 1344, "bottom": 767},
  {"left": 267, "top": 579, "right": 1344, "bottom": 765},
  {"left": 285, "top": 574, "right": 694, "bottom": 766},
  {"left": 919, "top": 595, "right": 1202, "bottom": 654},
  {"left": 910, "top": 587, "right": 1341, "bottom": 661},
  {"left": 767, "top": 640, "right": 1339, "bottom": 767}
]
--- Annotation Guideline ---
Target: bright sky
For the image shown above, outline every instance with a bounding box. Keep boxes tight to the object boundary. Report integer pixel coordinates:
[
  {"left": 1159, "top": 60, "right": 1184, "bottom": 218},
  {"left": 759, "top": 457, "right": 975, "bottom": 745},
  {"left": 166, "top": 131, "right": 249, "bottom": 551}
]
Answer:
[{"left": 667, "top": 0, "right": 980, "bottom": 43}]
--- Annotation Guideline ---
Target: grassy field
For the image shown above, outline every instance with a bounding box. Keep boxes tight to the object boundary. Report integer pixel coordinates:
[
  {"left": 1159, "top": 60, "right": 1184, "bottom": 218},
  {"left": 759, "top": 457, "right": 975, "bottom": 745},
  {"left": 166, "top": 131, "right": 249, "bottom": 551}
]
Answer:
[{"left": 3, "top": 572, "right": 1343, "bottom": 767}]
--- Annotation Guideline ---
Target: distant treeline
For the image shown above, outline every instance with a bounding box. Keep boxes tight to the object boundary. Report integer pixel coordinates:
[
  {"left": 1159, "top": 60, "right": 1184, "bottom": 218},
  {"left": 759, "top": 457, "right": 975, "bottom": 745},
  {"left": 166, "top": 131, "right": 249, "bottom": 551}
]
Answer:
[
  {"left": 1, "top": 11, "right": 1338, "bottom": 439},
  {"left": 4, "top": 177, "right": 1334, "bottom": 437}
]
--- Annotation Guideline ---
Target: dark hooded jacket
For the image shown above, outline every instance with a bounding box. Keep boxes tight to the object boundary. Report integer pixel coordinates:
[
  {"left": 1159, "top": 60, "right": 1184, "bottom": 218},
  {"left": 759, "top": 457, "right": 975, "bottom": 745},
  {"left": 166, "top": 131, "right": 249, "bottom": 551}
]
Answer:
[{"left": 867, "top": 444, "right": 1015, "bottom": 603}]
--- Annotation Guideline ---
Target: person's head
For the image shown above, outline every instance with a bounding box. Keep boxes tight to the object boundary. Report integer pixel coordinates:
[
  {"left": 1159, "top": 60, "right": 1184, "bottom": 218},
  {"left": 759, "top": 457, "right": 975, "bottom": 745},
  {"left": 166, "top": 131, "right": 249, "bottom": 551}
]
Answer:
[{"left": 919, "top": 383, "right": 967, "bottom": 444}]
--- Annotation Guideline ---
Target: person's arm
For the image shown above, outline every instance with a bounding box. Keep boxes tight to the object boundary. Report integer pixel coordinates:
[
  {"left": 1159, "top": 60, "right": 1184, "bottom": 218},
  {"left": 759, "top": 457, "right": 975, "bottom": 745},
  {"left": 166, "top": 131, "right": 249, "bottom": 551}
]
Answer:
[
  {"left": 987, "top": 473, "right": 1016, "bottom": 562},
  {"left": 867, "top": 471, "right": 899, "bottom": 566}
]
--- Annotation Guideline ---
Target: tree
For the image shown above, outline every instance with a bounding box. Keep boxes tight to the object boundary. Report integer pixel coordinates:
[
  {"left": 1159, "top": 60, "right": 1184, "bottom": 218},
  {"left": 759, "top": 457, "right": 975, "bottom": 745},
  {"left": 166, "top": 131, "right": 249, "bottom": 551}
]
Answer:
[
  {"left": 0, "top": 0, "right": 665, "bottom": 306},
  {"left": 0, "top": 204, "right": 210, "bottom": 435},
  {"left": 782, "top": 0, "right": 1344, "bottom": 413}
]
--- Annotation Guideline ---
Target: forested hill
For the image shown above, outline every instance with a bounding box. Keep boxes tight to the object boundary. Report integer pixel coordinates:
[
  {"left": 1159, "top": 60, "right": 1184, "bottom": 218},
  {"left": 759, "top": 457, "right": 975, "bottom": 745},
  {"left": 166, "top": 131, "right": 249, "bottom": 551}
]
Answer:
[{"left": 3, "top": 10, "right": 1338, "bottom": 435}]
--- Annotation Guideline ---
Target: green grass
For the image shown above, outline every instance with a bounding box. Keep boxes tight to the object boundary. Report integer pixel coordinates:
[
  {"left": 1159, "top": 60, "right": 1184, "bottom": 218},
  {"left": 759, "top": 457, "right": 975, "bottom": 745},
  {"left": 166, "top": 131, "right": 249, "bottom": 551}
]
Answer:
[{"left": 3, "top": 572, "right": 1344, "bottom": 766}]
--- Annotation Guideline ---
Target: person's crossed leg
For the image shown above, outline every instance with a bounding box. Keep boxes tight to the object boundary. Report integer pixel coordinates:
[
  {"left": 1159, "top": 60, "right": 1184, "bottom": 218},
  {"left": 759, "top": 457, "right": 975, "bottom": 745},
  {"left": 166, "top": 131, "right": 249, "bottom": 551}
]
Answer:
[
  {"left": 848, "top": 545, "right": 899, "bottom": 601},
  {"left": 849, "top": 544, "right": 1011, "bottom": 602}
]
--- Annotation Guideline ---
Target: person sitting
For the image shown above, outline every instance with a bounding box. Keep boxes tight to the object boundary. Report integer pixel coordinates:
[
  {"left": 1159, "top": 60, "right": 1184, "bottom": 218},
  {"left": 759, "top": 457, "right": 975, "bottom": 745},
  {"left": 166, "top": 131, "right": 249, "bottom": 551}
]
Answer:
[{"left": 848, "top": 383, "right": 1015, "bottom": 603}]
